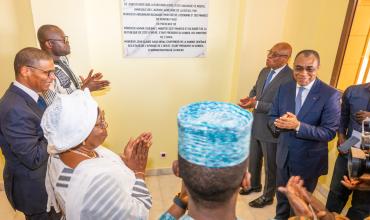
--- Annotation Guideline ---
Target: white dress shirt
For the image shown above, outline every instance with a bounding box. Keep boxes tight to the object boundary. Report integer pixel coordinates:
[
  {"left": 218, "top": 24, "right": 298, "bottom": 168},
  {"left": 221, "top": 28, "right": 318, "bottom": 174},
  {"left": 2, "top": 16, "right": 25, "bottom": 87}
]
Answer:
[{"left": 13, "top": 81, "right": 39, "bottom": 103}]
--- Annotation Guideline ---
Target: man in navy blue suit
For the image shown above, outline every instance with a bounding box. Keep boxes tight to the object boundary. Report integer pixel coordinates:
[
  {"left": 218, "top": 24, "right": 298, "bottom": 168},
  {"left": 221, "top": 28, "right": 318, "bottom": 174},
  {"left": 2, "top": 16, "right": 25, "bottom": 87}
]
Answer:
[
  {"left": 0, "top": 47, "right": 59, "bottom": 219},
  {"left": 269, "top": 50, "right": 341, "bottom": 219}
]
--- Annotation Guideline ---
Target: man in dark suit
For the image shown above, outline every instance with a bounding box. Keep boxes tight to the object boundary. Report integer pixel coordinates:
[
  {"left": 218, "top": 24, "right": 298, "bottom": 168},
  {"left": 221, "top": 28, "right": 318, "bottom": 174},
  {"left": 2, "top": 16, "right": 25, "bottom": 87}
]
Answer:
[
  {"left": 269, "top": 50, "right": 341, "bottom": 219},
  {"left": 238, "top": 42, "right": 294, "bottom": 208},
  {"left": 0, "top": 47, "right": 58, "bottom": 219}
]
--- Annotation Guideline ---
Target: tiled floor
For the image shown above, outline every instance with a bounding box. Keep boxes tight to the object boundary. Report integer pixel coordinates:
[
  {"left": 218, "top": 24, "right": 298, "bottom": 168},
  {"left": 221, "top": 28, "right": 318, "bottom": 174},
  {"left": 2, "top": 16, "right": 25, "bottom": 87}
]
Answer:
[{"left": 0, "top": 174, "right": 328, "bottom": 220}]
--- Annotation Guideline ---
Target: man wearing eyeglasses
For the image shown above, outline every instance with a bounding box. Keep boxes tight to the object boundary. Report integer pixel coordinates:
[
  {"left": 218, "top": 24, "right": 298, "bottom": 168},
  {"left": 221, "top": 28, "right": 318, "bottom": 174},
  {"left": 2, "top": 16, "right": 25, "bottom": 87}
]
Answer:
[
  {"left": 0, "top": 47, "right": 60, "bottom": 219},
  {"left": 37, "top": 24, "right": 110, "bottom": 105},
  {"left": 269, "top": 50, "right": 341, "bottom": 219},
  {"left": 238, "top": 42, "right": 293, "bottom": 208}
]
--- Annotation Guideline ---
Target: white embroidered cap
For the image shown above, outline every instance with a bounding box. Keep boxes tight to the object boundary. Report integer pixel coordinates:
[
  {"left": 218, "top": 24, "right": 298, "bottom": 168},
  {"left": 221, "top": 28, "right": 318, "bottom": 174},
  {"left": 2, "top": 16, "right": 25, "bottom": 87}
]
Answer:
[{"left": 41, "top": 88, "right": 98, "bottom": 153}]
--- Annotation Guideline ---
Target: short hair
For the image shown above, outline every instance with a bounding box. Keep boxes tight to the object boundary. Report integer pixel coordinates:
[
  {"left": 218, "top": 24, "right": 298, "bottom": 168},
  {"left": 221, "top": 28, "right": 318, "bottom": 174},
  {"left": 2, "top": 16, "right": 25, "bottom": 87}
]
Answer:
[
  {"left": 37, "top": 24, "right": 61, "bottom": 45},
  {"left": 179, "top": 156, "right": 247, "bottom": 208},
  {"left": 295, "top": 49, "right": 320, "bottom": 66},
  {"left": 14, "top": 47, "right": 52, "bottom": 75}
]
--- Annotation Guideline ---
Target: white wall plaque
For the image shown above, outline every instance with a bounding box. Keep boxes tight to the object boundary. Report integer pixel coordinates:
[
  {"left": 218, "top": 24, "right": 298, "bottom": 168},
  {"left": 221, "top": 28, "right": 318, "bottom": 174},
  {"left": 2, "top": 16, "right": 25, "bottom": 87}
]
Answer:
[{"left": 122, "top": 0, "right": 208, "bottom": 57}]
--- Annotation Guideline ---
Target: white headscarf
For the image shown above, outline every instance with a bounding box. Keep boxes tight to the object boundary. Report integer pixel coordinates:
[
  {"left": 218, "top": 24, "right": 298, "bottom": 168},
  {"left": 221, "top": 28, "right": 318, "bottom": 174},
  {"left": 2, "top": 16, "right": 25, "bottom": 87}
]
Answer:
[{"left": 41, "top": 89, "right": 98, "bottom": 154}]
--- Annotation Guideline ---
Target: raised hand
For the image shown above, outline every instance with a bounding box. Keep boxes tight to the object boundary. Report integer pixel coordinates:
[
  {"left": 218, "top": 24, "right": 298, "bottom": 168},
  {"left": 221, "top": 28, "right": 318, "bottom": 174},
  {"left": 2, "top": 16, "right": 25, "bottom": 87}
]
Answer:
[
  {"left": 80, "top": 69, "right": 110, "bottom": 91},
  {"left": 121, "top": 132, "right": 152, "bottom": 179}
]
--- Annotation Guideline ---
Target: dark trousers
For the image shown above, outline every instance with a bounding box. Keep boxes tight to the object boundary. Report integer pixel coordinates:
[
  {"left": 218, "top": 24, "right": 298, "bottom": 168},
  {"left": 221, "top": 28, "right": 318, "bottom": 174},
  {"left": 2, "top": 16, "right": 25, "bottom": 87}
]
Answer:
[
  {"left": 326, "top": 154, "right": 370, "bottom": 220},
  {"left": 248, "top": 137, "right": 277, "bottom": 199},
  {"left": 25, "top": 207, "right": 61, "bottom": 220},
  {"left": 275, "top": 164, "right": 318, "bottom": 220}
]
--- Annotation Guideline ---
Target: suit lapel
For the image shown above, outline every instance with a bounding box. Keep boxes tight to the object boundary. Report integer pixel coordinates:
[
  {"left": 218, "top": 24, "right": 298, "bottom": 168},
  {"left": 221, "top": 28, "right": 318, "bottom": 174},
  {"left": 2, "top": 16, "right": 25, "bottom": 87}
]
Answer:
[
  {"left": 257, "top": 69, "right": 270, "bottom": 98},
  {"left": 9, "top": 84, "right": 44, "bottom": 117},
  {"left": 297, "top": 80, "right": 321, "bottom": 120},
  {"left": 261, "top": 65, "right": 291, "bottom": 98}
]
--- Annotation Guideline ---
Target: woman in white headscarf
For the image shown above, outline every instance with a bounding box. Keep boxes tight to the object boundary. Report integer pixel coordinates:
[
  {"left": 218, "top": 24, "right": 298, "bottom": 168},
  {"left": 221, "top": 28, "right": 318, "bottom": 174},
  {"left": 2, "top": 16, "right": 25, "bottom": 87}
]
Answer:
[{"left": 41, "top": 89, "right": 152, "bottom": 220}]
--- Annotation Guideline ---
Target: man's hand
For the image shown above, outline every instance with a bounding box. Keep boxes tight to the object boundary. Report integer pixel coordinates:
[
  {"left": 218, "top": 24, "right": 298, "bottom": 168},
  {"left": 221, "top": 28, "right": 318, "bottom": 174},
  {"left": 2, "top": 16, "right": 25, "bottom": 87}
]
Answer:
[
  {"left": 121, "top": 132, "right": 152, "bottom": 179},
  {"left": 341, "top": 175, "right": 370, "bottom": 191},
  {"left": 354, "top": 110, "right": 370, "bottom": 124},
  {"left": 274, "top": 112, "right": 300, "bottom": 130},
  {"left": 337, "top": 133, "right": 348, "bottom": 154},
  {"left": 279, "top": 176, "right": 332, "bottom": 219},
  {"left": 80, "top": 69, "right": 110, "bottom": 91},
  {"left": 238, "top": 96, "right": 256, "bottom": 109}
]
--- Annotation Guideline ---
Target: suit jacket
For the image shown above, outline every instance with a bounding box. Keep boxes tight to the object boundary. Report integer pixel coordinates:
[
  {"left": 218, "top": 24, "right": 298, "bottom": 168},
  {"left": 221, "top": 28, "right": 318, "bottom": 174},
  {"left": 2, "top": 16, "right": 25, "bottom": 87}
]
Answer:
[
  {"left": 269, "top": 79, "right": 341, "bottom": 179},
  {"left": 249, "top": 65, "right": 293, "bottom": 143},
  {"left": 0, "top": 83, "right": 49, "bottom": 215}
]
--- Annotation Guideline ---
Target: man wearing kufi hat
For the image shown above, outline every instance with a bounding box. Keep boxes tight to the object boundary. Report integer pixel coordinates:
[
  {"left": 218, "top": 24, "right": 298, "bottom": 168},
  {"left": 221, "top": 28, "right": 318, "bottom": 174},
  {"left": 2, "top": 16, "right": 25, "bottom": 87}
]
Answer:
[{"left": 159, "top": 101, "right": 253, "bottom": 220}]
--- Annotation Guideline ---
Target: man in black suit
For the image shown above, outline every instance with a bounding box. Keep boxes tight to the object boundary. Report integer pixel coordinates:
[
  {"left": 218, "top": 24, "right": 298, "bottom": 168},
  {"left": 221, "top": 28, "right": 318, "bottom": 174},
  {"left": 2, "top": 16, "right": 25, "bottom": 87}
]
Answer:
[
  {"left": 239, "top": 42, "right": 293, "bottom": 208},
  {"left": 0, "top": 47, "right": 59, "bottom": 219}
]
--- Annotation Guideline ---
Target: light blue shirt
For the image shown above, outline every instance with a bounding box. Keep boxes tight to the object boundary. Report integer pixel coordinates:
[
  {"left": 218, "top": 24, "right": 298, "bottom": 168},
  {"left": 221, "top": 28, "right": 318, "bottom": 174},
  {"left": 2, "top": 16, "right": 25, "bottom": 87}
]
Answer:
[{"left": 296, "top": 79, "right": 316, "bottom": 106}]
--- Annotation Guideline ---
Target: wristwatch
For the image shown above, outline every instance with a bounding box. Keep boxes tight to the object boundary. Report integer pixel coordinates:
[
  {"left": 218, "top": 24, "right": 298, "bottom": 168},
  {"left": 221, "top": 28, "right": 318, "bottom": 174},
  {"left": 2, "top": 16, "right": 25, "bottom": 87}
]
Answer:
[{"left": 173, "top": 193, "right": 187, "bottom": 210}]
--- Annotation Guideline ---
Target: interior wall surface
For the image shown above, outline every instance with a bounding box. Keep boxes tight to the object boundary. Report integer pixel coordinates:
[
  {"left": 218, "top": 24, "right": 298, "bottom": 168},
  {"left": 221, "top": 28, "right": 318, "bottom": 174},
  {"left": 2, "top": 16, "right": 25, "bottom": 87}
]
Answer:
[
  {"left": 30, "top": 0, "right": 244, "bottom": 170},
  {"left": 0, "top": 0, "right": 37, "bottom": 182}
]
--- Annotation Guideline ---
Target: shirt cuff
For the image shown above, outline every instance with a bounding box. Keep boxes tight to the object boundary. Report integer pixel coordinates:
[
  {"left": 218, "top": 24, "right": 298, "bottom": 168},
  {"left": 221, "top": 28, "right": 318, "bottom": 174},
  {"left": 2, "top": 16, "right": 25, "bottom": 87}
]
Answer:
[{"left": 255, "top": 101, "right": 259, "bottom": 109}]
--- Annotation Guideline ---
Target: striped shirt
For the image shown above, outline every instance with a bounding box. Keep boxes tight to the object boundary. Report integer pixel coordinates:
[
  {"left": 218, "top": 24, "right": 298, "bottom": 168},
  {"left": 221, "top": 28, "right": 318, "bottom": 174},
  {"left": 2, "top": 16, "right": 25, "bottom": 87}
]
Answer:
[
  {"left": 46, "top": 146, "right": 151, "bottom": 219},
  {"left": 42, "top": 56, "right": 81, "bottom": 106}
]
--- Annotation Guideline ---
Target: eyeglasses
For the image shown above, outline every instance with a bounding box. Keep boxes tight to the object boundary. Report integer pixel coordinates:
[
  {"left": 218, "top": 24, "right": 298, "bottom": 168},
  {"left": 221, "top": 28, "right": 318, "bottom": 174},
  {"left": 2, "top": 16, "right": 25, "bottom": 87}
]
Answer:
[
  {"left": 267, "top": 50, "right": 288, "bottom": 58},
  {"left": 26, "top": 65, "right": 55, "bottom": 77},
  {"left": 294, "top": 65, "right": 317, "bottom": 73},
  {"left": 47, "top": 36, "right": 69, "bottom": 44},
  {"left": 96, "top": 110, "right": 108, "bottom": 129}
]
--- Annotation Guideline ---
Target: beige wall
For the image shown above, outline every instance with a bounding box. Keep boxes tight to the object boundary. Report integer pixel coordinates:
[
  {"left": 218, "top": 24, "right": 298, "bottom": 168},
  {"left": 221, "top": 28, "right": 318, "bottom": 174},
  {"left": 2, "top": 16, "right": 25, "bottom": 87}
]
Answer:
[
  {"left": 0, "top": 0, "right": 37, "bottom": 181},
  {"left": 0, "top": 0, "right": 350, "bottom": 183},
  {"left": 0, "top": 0, "right": 37, "bottom": 94},
  {"left": 30, "top": 0, "right": 245, "bottom": 170},
  {"left": 337, "top": 0, "right": 370, "bottom": 90}
]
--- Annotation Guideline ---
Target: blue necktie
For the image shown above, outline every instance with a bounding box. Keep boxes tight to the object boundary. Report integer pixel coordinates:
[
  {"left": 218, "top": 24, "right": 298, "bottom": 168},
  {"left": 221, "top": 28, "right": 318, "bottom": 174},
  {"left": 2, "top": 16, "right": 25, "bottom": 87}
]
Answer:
[
  {"left": 295, "top": 87, "right": 305, "bottom": 114},
  {"left": 262, "top": 70, "right": 275, "bottom": 93},
  {"left": 37, "top": 96, "right": 47, "bottom": 110}
]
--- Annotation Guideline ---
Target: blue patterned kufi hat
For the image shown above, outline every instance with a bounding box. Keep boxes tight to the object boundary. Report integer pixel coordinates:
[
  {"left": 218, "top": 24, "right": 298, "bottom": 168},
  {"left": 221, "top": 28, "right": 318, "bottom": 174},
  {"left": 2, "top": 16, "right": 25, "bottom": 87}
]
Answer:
[{"left": 177, "top": 101, "right": 253, "bottom": 168}]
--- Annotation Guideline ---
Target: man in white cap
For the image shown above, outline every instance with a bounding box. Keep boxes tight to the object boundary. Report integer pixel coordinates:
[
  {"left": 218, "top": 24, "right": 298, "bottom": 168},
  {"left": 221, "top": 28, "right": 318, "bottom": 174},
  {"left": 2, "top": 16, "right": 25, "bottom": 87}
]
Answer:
[
  {"left": 159, "top": 101, "right": 253, "bottom": 220},
  {"left": 41, "top": 89, "right": 152, "bottom": 219}
]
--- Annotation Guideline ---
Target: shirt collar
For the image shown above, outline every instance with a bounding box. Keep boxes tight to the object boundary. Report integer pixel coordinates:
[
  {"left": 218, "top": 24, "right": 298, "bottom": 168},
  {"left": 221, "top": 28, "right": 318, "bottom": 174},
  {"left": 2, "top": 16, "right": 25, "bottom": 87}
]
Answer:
[
  {"left": 297, "top": 79, "right": 316, "bottom": 91},
  {"left": 271, "top": 64, "right": 287, "bottom": 74},
  {"left": 13, "top": 81, "right": 39, "bottom": 102}
]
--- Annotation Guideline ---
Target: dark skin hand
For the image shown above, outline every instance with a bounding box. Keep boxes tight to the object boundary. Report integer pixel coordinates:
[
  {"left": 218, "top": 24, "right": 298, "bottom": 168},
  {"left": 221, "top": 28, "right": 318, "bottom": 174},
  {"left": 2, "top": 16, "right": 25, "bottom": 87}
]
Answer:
[
  {"left": 341, "top": 175, "right": 370, "bottom": 191},
  {"left": 337, "top": 133, "right": 348, "bottom": 154},
  {"left": 80, "top": 69, "right": 110, "bottom": 91},
  {"left": 121, "top": 132, "right": 152, "bottom": 179},
  {"left": 354, "top": 110, "right": 370, "bottom": 124},
  {"left": 278, "top": 176, "right": 337, "bottom": 220},
  {"left": 274, "top": 112, "right": 300, "bottom": 130},
  {"left": 238, "top": 96, "right": 256, "bottom": 109}
]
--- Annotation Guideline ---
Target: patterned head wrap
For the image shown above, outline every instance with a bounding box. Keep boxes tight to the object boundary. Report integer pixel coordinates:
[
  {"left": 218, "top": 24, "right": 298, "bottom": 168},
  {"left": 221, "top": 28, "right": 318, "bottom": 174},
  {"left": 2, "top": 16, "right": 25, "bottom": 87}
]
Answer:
[{"left": 177, "top": 101, "right": 253, "bottom": 168}]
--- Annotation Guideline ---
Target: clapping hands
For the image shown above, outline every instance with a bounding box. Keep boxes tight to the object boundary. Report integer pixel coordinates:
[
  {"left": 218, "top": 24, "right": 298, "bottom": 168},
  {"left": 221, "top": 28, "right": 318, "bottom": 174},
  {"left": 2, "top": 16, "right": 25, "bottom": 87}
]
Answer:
[
  {"left": 121, "top": 132, "right": 152, "bottom": 179},
  {"left": 238, "top": 96, "right": 256, "bottom": 109},
  {"left": 80, "top": 69, "right": 110, "bottom": 92}
]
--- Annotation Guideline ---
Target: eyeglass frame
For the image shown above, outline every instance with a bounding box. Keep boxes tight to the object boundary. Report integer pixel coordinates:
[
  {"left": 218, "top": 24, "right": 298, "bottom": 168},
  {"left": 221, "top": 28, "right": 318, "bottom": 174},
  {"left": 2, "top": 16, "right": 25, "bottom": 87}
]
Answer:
[
  {"left": 293, "top": 65, "right": 317, "bottom": 73},
  {"left": 47, "top": 36, "right": 69, "bottom": 44},
  {"left": 267, "top": 50, "right": 289, "bottom": 58},
  {"left": 26, "top": 65, "right": 55, "bottom": 77}
]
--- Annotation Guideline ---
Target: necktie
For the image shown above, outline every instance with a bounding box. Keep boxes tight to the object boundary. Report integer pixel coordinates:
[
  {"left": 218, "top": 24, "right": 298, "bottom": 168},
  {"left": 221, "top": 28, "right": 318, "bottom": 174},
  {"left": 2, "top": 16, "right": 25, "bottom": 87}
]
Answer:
[
  {"left": 262, "top": 70, "right": 275, "bottom": 93},
  {"left": 37, "top": 96, "right": 47, "bottom": 110},
  {"left": 295, "top": 87, "right": 305, "bottom": 114}
]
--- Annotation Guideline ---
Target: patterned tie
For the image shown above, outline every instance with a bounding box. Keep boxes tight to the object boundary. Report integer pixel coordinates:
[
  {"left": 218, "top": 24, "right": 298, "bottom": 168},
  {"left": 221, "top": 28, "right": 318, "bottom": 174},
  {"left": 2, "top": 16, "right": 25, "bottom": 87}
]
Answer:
[
  {"left": 295, "top": 87, "right": 305, "bottom": 115},
  {"left": 262, "top": 70, "right": 275, "bottom": 93},
  {"left": 37, "top": 96, "right": 47, "bottom": 111}
]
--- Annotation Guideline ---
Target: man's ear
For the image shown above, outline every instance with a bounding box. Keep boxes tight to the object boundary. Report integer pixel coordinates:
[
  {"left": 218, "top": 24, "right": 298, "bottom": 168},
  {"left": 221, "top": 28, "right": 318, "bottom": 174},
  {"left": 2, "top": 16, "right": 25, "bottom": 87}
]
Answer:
[
  {"left": 240, "top": 171, "right": 251, "bottom": 189},
  {"left": 172, "top": 160, "right": 180, "bottom": 177},
  {"left": 18, "top": 66, "right": 30, "bottom": 78}
]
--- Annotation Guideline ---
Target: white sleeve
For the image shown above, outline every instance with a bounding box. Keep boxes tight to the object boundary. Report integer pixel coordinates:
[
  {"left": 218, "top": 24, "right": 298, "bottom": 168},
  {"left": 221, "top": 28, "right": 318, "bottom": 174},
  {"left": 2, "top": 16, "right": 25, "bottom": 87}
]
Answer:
[{"left": 80, "top": 173, "right": 151, "bottom": 220}]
